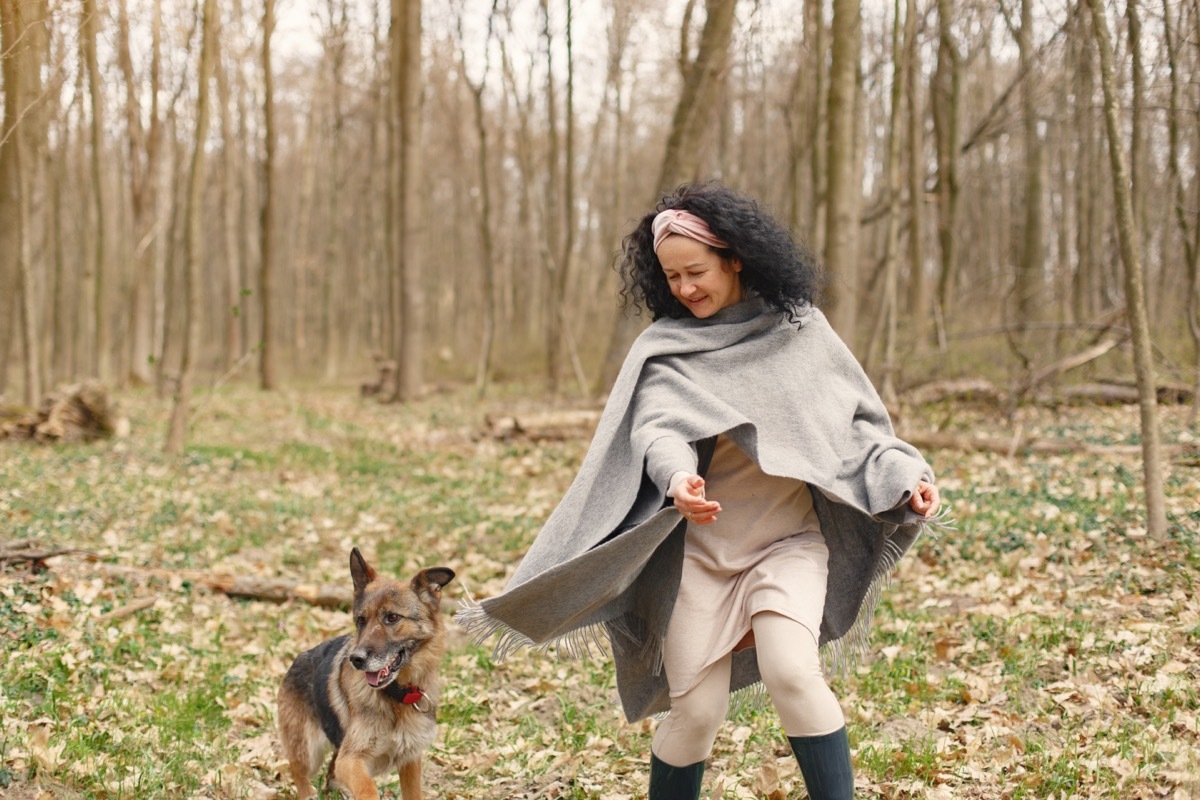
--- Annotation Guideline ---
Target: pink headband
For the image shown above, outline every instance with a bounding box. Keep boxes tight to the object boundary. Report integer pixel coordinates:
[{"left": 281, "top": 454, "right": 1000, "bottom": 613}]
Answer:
[{"left": 652, "top": 209, "right": 729, "bottom": 253}]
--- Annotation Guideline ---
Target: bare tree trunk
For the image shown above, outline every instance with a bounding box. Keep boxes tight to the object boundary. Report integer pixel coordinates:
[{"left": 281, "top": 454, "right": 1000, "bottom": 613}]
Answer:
[
  {"left": 16, "top": 106, "right": 40, "bottom": 404},
  {"left": 117, "top": 0, "right": 162, "bottom": 387},
  {"left": 320, "top": 0, "right": 349, "bottom": 382},
  {"left": 259, "top": 0, "right": 278, "bottom": 391},
  {"left": 596, "top": 0, "right": 738, "bottom": 392},
  {"left": 1072, "top": 4, "right": 1099, "bottom": 325},
  {"left": 0, "top": 0, "right": 22, "bottom": 397},
  {"left": 80, "top": 0, "right": 110, "bottom": 381},
  {"left": 785, "top": 0, "right": 825, "bottom": 246},
  {"left": 455, "top": 4, "right": 498, "bottom": 397},
  {"left": 1, "top": 0, "right": 48, "bottom": 403},
  {"left": 214, "top": 28, "right": 242, "bottom": 371},
  {"left": 541, "top": 0, "right": 564, "bottom": 393},
  {"left": 904, "top": 0, "right": 928, "bottom": 350},
  {"left": 1014, "top": 0, "right": 1043, "bottom": 336},
  {"left": 658, "top": 0, "right": 736, "bottom": 189},
  {"left": 558, "top": 0, "right": 580, "bottom": 396},
  {"left": 388, "top": 0, "right": 424, "bottom": 402},
  {"left": 52, "top": 101, "right": 77, "bottom": 384},
  {"left": 1162, "top": 0, "right": 1200, "bottom": 426},
  {"left": 166, "top": 0, "right": 216, "bottom": 455},
  {"left": 932, "top": 0, "right": 959, "bottom": 348},
  {"left": 824, "top": 0, "right": 863, "bottom": 346},
  {"left": 1085, "top": 0, "right": 1167, "bottom": 541},
  {"left": 1126, "top": 0, "right": 1148, "bottom": 308},
  {"left": 872, "top": 0, "right": 909, "bottom": 404}
]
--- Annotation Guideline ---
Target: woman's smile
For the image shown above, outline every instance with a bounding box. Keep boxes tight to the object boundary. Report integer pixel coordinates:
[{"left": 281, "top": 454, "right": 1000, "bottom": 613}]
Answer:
[{"left": 657, "top": 235, "right": 743, "bottom": 318}]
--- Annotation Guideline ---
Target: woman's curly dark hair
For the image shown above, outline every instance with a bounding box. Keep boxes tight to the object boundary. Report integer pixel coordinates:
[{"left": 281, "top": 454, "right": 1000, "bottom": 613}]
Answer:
[{"left": 618, "top": 182, "right": 825, "bottom": 322}]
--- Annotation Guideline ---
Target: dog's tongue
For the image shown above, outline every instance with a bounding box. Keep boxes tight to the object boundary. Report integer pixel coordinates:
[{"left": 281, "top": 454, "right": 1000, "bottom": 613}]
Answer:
[{"left": 365, "top": 667, "right": 389, "bottom": 688}]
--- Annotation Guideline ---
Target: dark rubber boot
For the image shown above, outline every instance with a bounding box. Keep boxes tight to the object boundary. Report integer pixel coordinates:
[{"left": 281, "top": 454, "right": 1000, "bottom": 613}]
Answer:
[
  {"left": 649, "top": 752, "right": 705, "bottom": 800},
  {"left": 788, "top": 727, "right": 855, "bottom": 800}
]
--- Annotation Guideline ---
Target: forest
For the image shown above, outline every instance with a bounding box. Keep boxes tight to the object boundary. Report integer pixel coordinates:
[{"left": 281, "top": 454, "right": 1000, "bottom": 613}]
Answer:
[
  {"left": 0, "top": 0, "right": 1197, "bottom": 412},
  {"left": 1, "top": 0, "right": 1199, "bottom": 798}
]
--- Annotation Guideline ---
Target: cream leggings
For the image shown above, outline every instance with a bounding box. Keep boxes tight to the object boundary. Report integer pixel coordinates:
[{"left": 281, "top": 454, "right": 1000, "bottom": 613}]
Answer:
[{"left": 651, "top": 612, "right": 846, "bottom": 767}]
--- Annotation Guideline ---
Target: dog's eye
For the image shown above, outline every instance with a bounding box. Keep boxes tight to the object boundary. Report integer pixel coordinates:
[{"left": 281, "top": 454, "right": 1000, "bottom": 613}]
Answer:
[
  {"left": 355, "top": 616, "right": 367, "bottom": 628},
  {"left": 384, "top": 613, "right": 402, "bottom": 625}
]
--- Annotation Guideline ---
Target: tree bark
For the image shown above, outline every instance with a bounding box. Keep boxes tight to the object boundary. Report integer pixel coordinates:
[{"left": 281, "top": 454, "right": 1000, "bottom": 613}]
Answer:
[
  {"left": 215, "top": 27, "right": 244, "bottom": 372},
  {"left": 824, "top": 0, "right": 863, "bottom": 347},
  {"left": 1014, "top": 0, "right": 1044, "bottom": 336},
  {"left": 259, "top": 0, "right": 278, "bottom": 391},
  {"left": 932, "top": 0, "right": 959, "bottom": 347},
  {"left": 1162, "top": 0, "right": 1200, "bottom": 426},
  {"left": 0, "top": 0, "right": 24, "bottom": 397},
  {"left": 455, "top": 1, "right": 498, "bottom": 397},
  {"left": 387, "top": 0, "right": 424, "bottom": 402},
  {"left": 904, "top": 0, "right": 928, "bottom": 349},
  {"left": 320, "top": 0, "right": 349, "bottom": 381},
  {"left": 165, "top": 0, "right": 217, "bottom": 456},
  {"left": 1072, "top": 4, "right": 1099, "bottom": 325},
  {"left": 117, "top": 0, "right": 163, "bottom": 387},
  {"left": 540, "top": 0, "right": 577, "bottom": 395},
  {"left": 1125, "top": 0, "right": 1148, "bottom": 311},
  {"left": 869, "top": 0, "right": 909, "bottom": 404},
  {"left": 1085, "top": 0, "right": 1167, "bottom": 541},
  {"left": 0, "top": 0, "right": 48, "bottom": 404},
  {"left": 80, "top": 0, "right": 111, "bottom": 381}
]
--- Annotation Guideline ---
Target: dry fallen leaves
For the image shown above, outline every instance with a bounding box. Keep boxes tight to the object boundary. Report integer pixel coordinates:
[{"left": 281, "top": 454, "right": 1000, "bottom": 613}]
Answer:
[{"left": 1, "top": 391, "right": 1197, "bottom": 799}]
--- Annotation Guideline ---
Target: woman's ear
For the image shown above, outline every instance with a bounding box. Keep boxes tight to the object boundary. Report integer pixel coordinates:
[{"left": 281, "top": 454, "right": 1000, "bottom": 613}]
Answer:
[{"left": 728, "top": 257, "right": 743, "bottom": 273}]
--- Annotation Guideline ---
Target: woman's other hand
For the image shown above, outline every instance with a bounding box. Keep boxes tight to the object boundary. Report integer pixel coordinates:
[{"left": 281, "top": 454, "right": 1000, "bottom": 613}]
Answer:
[
  {"left": 909, "top": 480, "right": 941, "bottom": 518},
  {"left": 673, "top": 474, "right": 722, "bottom": 525}
]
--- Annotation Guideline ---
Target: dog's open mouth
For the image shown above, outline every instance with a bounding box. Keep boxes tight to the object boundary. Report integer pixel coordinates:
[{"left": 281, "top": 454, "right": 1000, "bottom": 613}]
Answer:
[{"left": 363, "top": 649, "right": 409, "bottom": 689}]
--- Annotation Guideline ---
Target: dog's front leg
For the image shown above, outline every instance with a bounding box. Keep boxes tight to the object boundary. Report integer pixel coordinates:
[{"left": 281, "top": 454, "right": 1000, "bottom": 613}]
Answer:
[
  {"left": 397, "top": 759, "right": 422, "bottom": 800},
  {"left": 331, "top": 756, "right": 379, "bottom": 800}
]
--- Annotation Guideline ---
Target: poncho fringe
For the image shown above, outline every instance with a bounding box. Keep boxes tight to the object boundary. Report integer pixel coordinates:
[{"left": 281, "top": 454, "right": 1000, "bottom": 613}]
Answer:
[{"left": 457, "top": 511, "right": 954, "bottom": 712}]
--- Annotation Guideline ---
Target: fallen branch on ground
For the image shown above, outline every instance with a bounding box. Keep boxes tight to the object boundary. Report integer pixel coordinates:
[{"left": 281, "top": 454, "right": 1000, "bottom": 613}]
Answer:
[
  {"left": 904, "top": 431, "right": 1199, "bottom": 458},
  {"left": 483, "top": 409, "right": 602, "bottom": 441},
  {"left": 0, "top": 545, "right": 352, "bottom": 610},
  {"left": 0, "top": 382, "right": 129, "bottom": 442},
  {"left": 89, "top": 562, "right": 352, "bottom": 609}
]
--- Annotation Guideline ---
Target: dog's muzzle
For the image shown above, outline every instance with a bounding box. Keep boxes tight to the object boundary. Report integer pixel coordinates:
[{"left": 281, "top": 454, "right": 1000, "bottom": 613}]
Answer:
[{"left": 351, "top": 647, "right": 411, "bottom": 689}]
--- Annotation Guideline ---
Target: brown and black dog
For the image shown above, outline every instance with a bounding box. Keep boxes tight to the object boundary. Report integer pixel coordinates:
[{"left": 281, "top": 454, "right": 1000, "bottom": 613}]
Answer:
[{"left": 277, "top": 548, "right": 454, "bottom": 800}]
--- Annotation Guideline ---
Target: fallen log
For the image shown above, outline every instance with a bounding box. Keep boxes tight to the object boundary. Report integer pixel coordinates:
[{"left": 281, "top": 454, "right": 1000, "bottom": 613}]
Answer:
[
  {"left": 902, "top": 379, "right": 1002, "bottom": 406},
  {"left": 902, "top": 379, "right": 1193, "bottom": 408},
  {"left": 202, "top": 574, "right": 352, "bottom": 608},
  {"left": 483, "top": 408, "right": 602, "bottom": 441},
  {"left": 6, "top": 551, "right": 354, "bottom": 610},
  {"left": 92, "top": 562, "right": 352, "bottom": 609},
  {"left": 0, "top": 381, "right": 129, "bottom": 442},
  {"left": 1051, "top": 381, "right": 1195, "bottom": 406},
  {"left": 0, "top": 540, "right": 95, "bottom": 564},
  {"left": 905, "top": 431, "right": 1200, "bottom": 457}
]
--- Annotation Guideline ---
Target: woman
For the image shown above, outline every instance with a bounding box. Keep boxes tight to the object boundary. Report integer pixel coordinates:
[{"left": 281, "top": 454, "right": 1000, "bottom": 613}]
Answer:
[{"left": 459, "top": 183, "right": 941, "bottom": 800}]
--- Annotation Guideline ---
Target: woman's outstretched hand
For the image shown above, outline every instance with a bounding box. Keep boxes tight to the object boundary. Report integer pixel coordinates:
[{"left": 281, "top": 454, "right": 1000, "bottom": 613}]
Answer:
[
  {"left": 909, "top": 480, "right": 941, "bottom": 518},
  {"left": 673, "top": 474, "right": 722, "bottom": 525}
]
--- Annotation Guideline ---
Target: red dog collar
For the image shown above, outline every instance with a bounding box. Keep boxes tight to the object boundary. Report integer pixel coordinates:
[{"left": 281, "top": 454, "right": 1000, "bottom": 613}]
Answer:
[{"left": 383, "top": 682, "right": 426, "bottom": 707}]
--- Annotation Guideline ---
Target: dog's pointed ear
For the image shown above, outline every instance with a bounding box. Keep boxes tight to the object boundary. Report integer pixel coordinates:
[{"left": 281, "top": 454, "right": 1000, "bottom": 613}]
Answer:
[
  {"left": 411, "top": 567, "right": 455, "bottom": 606},
  {"left": 350, "top": 548, "right": 377, "bottom": 594}
]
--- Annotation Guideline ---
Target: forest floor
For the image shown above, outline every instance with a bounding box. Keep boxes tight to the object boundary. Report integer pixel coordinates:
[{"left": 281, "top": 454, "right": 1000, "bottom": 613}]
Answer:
[{"left": 1, "top": 384, "right": 1198, "bottom": 799}]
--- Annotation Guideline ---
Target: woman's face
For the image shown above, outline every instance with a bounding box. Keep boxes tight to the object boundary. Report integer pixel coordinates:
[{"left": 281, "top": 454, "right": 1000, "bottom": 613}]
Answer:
[{"left": 657, "top": 234, "right": 743, "bottom": 318}]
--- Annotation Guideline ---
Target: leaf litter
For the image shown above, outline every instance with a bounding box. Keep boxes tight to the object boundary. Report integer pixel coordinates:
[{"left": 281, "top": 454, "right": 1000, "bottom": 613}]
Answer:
[{"left": 0, "top": 388, "right": 1197, "bottom": 798}]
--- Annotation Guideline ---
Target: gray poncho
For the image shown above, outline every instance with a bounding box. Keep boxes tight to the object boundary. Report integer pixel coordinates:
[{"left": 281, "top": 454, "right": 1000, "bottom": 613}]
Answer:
[{"left": 457, "top": 299, "right": 935, "bottom": 722}]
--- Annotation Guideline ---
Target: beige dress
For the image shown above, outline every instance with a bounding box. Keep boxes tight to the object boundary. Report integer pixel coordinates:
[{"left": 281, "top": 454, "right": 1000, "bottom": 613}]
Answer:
[{"left": 660, "top": 434, "right": 827, "bottom": 697}]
